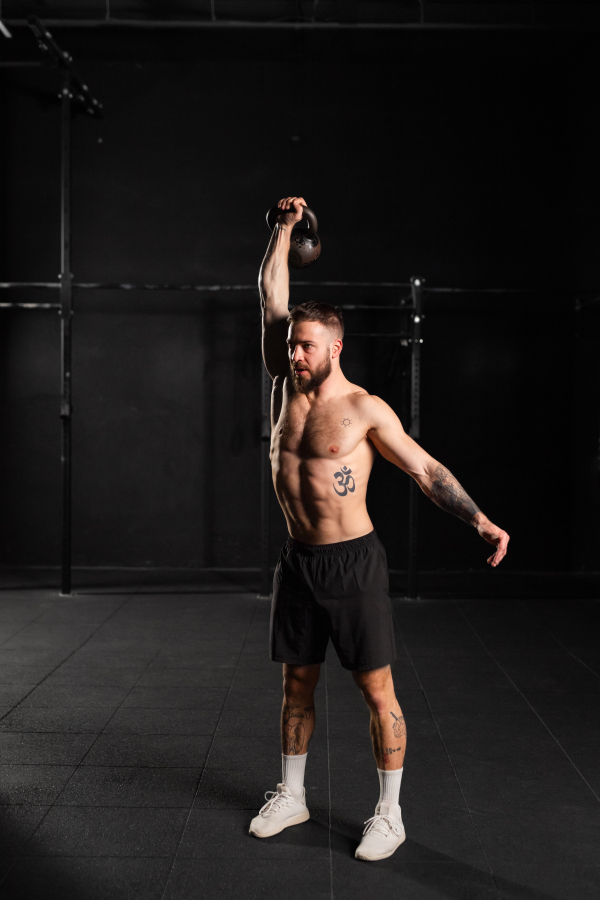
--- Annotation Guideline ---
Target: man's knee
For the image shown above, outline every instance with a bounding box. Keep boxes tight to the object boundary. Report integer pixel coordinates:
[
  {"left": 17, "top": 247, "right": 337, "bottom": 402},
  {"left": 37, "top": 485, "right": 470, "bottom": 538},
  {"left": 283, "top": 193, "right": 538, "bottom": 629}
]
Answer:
[
  {"left": 283, "top": 663, "right": 320, "bottom": 699},
  {"left": 353, "top": 665, "right": 395, "bottom": 713}
]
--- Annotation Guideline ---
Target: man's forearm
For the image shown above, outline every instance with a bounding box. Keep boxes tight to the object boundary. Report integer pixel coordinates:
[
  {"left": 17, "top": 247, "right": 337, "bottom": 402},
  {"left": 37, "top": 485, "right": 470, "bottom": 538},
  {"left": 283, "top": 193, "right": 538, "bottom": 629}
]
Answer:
[
  {"left": 259, "top": 224, "right": 291, "bottom": 317},
  {"left": 419, "top": 463, "right": 483, "bottom": 526}
]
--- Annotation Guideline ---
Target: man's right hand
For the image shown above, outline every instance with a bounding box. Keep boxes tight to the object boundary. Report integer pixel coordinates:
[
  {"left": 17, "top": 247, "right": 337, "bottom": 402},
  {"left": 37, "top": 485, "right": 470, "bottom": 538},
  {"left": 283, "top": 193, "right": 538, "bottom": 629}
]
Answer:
[{"left": 276, "top": 196, "right": 307, "bottom": 229}]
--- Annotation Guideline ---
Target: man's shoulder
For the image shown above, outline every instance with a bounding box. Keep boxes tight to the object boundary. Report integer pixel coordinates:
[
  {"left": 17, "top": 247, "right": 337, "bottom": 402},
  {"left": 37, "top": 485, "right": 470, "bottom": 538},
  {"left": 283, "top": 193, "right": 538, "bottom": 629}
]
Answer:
[{"left": 347, "top": 388, "right": 387, "bottom": 413}]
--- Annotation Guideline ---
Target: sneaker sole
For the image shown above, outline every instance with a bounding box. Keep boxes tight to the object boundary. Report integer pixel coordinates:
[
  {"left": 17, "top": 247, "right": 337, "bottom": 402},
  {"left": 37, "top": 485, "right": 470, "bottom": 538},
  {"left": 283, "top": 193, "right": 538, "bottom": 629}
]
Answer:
[
  {"left": 355, "top": 830, "right": 406, "bottom": 861},
  {"left": 249, "top": 809, "right": 310, "bottom": 838}
]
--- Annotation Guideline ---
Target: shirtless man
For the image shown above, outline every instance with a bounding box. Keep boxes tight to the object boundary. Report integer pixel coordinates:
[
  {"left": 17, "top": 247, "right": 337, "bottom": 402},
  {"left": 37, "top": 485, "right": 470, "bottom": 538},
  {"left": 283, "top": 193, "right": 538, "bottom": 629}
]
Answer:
[{"left": 249, "top": 196, "right": 510, "bottom": 861}]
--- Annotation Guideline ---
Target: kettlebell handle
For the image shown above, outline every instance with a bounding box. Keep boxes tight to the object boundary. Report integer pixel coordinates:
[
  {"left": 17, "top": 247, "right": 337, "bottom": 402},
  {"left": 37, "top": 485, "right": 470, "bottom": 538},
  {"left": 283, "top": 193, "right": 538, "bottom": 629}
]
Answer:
[{"left": 266, "top": 205, "right": 318, "bottom": 235}]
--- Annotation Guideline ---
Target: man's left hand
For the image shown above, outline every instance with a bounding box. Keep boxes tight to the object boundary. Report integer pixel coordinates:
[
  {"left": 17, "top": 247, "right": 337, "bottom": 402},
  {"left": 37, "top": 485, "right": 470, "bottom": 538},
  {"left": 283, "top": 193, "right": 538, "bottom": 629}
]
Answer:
[{"left": 474, "top": 517, "right": 510, "bottom": 567}]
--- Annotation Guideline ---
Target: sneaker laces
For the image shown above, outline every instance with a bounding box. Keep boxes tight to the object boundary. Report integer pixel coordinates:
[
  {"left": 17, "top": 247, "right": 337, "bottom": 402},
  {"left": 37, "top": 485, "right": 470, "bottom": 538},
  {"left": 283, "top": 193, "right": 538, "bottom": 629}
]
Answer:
[
  {"left": 362, "top": 814, "right": 404, "bottom": 839},
  {"left": 258, "top": 786, "right": 297, "bottom": 817}
]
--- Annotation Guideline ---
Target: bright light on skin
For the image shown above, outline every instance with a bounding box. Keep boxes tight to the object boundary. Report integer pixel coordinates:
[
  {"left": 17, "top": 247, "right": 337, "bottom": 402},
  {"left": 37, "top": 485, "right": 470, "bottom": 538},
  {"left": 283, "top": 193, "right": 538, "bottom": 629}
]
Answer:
[{"left": 0, "top": 20, "right": 12, "bottom": 38}]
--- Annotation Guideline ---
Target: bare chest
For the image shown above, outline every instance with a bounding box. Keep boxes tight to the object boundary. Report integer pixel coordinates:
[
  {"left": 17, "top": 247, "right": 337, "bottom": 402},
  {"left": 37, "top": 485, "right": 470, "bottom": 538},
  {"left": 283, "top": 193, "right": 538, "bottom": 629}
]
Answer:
[{"left": 276, "top": 397, "right": 360, "bottom": 460}]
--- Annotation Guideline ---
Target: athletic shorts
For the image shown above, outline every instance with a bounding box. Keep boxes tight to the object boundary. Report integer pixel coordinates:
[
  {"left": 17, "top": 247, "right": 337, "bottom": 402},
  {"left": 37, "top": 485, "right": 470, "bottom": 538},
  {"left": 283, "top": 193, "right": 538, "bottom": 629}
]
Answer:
[{"left": 269, "top": 530, "right": 396, "bottom": 672}]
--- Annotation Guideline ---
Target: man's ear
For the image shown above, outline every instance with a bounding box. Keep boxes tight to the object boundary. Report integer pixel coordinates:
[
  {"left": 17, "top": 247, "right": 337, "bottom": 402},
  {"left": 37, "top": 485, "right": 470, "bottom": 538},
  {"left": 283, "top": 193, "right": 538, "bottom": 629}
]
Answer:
[{"left": 331, "top": 339, "right": 343, "bottom": 360}]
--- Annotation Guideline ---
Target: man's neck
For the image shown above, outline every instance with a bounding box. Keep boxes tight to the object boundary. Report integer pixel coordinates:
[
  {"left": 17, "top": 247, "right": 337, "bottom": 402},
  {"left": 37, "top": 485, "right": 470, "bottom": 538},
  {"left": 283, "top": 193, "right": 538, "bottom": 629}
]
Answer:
[{"left": 305, "top": 367, "right": 348, "bottom": 402}]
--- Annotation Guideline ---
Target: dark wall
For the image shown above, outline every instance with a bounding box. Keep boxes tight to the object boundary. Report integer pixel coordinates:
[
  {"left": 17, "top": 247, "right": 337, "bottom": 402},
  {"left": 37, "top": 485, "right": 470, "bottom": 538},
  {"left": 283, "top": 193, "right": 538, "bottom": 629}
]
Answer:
[{"left": 1, "top": 26, "right": 599, "bottom": 571}]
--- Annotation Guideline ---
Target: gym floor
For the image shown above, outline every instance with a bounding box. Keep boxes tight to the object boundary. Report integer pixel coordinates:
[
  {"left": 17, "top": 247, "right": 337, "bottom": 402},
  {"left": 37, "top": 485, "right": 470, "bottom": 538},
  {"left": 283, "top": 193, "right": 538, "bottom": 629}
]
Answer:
[{"left": 0, "top": 585, "right": 599, "bottom": 900}]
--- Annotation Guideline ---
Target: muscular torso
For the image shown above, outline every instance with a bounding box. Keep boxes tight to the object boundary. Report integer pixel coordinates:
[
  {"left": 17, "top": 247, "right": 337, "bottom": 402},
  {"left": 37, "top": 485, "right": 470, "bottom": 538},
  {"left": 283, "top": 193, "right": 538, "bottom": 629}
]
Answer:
[{"left": 270, "top": 376, "right": 375, "bottom": 544}]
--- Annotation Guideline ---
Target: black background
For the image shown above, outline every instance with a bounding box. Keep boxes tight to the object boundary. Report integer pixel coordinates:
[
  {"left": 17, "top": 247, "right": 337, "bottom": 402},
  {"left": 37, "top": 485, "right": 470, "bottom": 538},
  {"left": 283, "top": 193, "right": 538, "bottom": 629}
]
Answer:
[{"left": 1, "top": 23, "right": 599, "bottom": 576}]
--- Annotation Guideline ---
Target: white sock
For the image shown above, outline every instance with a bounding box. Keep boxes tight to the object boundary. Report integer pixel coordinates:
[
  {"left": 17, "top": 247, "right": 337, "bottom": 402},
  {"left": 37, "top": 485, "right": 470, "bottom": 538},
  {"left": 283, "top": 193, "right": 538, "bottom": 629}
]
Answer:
[
  {"left": 377, "top": 767, "right": 403, "bottom": 821},
  {"left": 282, "top": 753, "right": 307, "bottom": 802}
]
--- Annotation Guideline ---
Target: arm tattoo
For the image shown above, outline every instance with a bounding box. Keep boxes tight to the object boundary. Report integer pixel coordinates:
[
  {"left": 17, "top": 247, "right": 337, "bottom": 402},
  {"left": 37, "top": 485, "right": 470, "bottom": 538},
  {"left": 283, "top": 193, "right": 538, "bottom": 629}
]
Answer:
[{"left": 428, "top": 464, "right": 480, "bottom": 525}]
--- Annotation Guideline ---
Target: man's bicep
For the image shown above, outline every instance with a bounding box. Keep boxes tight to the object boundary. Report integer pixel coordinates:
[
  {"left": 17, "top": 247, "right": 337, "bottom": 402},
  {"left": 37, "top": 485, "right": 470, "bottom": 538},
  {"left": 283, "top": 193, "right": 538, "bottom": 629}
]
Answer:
[
  {"left": 366, "top": 400, "right": 432, "bottom": 478},
  {"left": 262, "top": 313, "right": 290, "bottom": 380}
]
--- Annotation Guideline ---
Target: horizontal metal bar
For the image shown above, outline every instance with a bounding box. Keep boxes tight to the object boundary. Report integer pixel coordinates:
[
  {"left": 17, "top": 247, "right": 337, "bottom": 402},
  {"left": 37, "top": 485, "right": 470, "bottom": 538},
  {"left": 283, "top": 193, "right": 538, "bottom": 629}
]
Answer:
[
  {"left": 345, "top": 332, "right": 410, "bottom": 338},
  {"left": 0, "top": 282, "right": 61, "bottom": 289},
  {"left": 0, "top": 280, "right": 410, "bottom": 292},
  {"left": 4, "top": 18, "right": 577, "bottom": 32},
  {"left": 0, "top": 302, "right": 61, "bottom": 309}
]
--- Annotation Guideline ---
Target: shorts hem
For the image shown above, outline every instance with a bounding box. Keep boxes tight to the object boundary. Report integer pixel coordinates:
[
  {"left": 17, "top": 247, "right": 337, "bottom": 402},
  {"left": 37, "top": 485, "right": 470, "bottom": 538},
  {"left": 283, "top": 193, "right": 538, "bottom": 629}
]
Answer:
[
  {"left": 270, "top": 655, "right": 327, "bottom": 666},
  {"left": 339, "top": 654, "right": 397, "bottom": 672}
]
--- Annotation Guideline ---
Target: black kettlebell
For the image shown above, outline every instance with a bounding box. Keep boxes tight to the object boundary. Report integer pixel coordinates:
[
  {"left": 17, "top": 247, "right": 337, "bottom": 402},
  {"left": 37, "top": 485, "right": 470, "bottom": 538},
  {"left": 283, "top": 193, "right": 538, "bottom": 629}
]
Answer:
[{"left": 266, "top": 205, "right": 321, "bottom": 268}]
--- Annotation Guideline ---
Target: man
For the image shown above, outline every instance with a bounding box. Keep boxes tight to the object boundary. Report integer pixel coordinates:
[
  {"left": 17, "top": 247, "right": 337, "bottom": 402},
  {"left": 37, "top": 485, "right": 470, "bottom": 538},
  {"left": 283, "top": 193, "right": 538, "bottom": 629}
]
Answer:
[{"left": 249, "top": 196, "right": 509, "bottom": 861}]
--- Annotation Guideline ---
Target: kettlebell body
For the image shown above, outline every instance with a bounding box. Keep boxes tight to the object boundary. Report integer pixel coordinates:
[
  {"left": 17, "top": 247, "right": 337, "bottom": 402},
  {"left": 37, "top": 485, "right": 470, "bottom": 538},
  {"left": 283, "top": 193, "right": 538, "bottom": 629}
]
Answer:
[{"left": 266, "top": 205, "right": 321, "bottom": 268}]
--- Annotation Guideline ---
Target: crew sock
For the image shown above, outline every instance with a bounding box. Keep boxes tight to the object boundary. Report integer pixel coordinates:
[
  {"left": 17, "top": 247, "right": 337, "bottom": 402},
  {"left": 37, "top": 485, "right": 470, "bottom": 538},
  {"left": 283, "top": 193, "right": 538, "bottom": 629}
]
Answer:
[
  {"left": 377, "top": 766, "right": 403, "bottom": 822},
  {"left": 282, "top": 753, "right": 308, "bottom": 802}
]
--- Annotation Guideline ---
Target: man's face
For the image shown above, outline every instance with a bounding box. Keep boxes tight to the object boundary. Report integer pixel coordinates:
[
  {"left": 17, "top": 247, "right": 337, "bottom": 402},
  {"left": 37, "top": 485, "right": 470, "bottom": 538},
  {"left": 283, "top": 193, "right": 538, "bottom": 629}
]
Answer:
[{"left": 287, "top": 321, "right": 333, "bottom": 394}]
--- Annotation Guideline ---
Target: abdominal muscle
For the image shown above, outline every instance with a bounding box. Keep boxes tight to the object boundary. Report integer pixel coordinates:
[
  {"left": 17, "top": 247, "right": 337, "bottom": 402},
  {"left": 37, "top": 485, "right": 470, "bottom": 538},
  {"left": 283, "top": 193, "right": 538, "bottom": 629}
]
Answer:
[{"left": 272, "top": 446, "right": 375, "bottom": 545}]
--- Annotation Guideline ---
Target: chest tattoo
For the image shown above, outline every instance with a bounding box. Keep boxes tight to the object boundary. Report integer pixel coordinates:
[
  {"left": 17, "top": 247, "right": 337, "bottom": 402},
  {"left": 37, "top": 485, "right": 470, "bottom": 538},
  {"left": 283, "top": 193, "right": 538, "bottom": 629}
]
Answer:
[{"left": 333, "top": 465, "right": 356, "bottom": 497}]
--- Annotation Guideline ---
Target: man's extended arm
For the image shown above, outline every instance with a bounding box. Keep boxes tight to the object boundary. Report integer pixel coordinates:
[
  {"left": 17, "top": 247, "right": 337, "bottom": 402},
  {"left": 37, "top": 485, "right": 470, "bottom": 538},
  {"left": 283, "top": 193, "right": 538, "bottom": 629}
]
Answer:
[
  {"left": 259, "top": 196, "right": 306, "bottom": 379},
  {"left": 363, "top": 395, "right": 510, "bottom": 566}
]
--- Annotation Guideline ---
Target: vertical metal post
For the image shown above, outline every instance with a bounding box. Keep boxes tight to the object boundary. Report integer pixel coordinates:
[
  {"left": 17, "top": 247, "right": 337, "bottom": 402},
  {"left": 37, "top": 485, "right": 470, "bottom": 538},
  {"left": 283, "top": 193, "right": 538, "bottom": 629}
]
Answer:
[
  {"left": 60, "top": 71, "right": 73, "bottom": 596},
  {"left": 407, "top": 276, "right": 423, "bottom": 600},
  {"left": 259, "top": 367, "right": 271, "bottom": 598}
]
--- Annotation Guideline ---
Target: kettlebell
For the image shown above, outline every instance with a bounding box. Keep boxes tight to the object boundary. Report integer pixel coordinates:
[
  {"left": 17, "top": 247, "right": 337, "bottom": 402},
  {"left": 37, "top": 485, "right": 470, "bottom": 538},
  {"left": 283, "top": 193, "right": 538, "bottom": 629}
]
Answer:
[{"left": 266, "top": 204, "right": 321, "bottom": 268}]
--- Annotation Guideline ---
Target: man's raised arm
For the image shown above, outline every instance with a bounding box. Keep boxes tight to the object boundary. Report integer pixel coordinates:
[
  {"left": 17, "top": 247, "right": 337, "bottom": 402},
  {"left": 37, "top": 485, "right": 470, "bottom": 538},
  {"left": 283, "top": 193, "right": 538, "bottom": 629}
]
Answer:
[
  {"left": 259, "top": 196, "right": 306, "bottom": 379},
  {"left": 362, "top": 395, "right": 510, "bottom": 567}
]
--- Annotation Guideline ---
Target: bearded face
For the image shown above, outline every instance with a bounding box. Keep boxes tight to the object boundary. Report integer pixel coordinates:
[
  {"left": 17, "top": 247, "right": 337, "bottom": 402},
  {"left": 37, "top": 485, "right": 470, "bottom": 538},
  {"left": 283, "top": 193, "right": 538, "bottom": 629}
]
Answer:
[{"left": 290, "top": 353, "right": 332, "bottom": 394}]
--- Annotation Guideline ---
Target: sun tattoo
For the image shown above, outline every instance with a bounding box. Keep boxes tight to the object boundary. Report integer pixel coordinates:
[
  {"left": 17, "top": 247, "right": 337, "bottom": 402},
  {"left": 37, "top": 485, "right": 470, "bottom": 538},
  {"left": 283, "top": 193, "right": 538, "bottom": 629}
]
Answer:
[{"left": 341, "top": 418, "right": 352, "bottom": 427}]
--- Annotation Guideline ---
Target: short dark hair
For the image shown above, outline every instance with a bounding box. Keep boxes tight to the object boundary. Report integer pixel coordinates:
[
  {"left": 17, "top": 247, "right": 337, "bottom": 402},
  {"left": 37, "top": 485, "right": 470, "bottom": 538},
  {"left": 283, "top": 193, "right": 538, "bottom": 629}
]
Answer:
[{"left": 287, "top": 301, "right": 344, "bottom": 339}]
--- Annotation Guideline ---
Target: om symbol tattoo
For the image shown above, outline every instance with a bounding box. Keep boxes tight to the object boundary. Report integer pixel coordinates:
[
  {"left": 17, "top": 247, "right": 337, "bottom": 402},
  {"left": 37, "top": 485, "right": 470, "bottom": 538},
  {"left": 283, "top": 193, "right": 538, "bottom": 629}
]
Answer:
[{"left": 333, "top": 465, "right": 356, "bottom": 497}]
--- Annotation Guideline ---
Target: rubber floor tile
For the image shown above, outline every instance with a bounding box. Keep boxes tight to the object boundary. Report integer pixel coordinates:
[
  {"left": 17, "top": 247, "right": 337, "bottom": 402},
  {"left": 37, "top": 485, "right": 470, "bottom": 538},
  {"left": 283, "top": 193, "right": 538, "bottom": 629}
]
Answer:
[
  {"left": 471, "top": 806, "right": 600, "bottom": 866},
  {"left": 0, "top": 685, "right": 37, "bottom": 706},
  {"left": 178, "top": 808, "right": 329, "bottom": 859},
  {"left": 19, "top": 683, "right": 132, "bottom": 708},
  {"left": 104, "top": 707, "right": 221, "bottom": 735},
  {"left": 55, "top": 766, "right": 201, "bottom": 808},
  {"left": 42, "top": 666, "right": 145, "bottom": 688},
  {"left": 328, "top": 804, "right": 486, "bottom": 866},
  {"left": 495, "top": 864, "right": 600, "bottom": 900},
  {"left": 0, "top": 805, "right": 49, "bottom": 853},
  {"left": 81, "top": 733, "right": 212, "bottom": 768},
  {"left": 0, "top": 707, "right": 117, "bottom": 733},
  {"left": 193, "top": 767, "right": 329, "bottom": 811},
  {"left": 136, "top": 668, "right": 236, "bottom": 688},
  {"left": 23, "top": 806, "right": 188, "bottom": 857},
  {"left": 332, "top": 856, "right": 497, "bottom": 899},
  {"left": 121, "top": 685, "right": 228, "bottom": 709},
  {"left": 0, "top": 732, "right": 96, "bottom": 765},
  {"left": 0, "top": 855, "right": 172, "bottom": 900},
  {"left": 0, "top": 649, "right": 67, "bottom": 667},
  {"left": 163, "top": 857, "right": 332, "bottom": 900},
  {"left": 0, "top": 666, "right": 54, "bottom": 685},
  {"left": 0, "top": 765, "right": 75, "bottom": 805}
]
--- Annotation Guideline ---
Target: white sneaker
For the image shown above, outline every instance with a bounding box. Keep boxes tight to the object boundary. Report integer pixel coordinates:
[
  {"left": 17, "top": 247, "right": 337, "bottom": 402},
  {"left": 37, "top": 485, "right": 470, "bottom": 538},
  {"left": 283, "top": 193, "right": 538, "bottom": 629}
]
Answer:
[
  {"left": 249, "top": 782, "right": 310, "bottom": 838},
  {"left": 355, "top": 810, "right": 406, "bottom": 861}
]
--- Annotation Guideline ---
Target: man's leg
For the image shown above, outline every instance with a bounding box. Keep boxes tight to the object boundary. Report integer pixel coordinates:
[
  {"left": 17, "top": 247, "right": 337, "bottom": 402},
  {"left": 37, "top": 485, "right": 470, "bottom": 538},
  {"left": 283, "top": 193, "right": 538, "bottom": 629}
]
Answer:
[
  {"left": 249, "top": 662, "right": 320, "bottom": 838},
  {"left": 352, "top": 664, "right": 406, "bottom": 861},
  {"left": 281, "top": 662, "right": 320, "bottom": 755},
  {"left": 352, "top": 664, "right": 406, "bottom": 772}
]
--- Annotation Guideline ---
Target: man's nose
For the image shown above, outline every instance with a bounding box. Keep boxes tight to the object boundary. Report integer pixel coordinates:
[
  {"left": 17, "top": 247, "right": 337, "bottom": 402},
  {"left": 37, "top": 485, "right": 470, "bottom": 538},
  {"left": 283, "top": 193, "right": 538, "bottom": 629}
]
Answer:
[{"left": 291, "top": 347, "right": 303, "bottom": 362}]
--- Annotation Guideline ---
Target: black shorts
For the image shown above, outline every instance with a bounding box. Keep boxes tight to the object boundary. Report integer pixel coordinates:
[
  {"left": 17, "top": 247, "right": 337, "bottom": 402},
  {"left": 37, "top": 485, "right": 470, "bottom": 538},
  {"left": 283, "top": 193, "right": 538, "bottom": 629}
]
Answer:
[{"left": 269, "top": 530, "right": 396, "bottom": 672}]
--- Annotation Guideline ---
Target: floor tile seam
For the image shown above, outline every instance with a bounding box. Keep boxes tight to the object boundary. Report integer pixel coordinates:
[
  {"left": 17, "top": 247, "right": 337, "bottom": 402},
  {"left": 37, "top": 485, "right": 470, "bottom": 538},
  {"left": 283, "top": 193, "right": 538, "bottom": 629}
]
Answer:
[
  {"left": 455, "top": 601, "right": 600, "bottom": 806},
  {"left": 522, "top": 602, "right": 600, "bottom": 682},
  {"left": 398, "top": 628, "right": 502, "bottom": 900},
  {"left": 159, "top": 596, "right": 260, "bottom": 900},
  {"left": 9, "top": 599, "right": 204, "bottom": 864},
  {"left": 0, "top": 596, "right": 134, "bottom": 726},
  {"left": 1, "top": 730, "right": 219, "bottom": 736},
  {"left": 0, "top": 604, "right": 61, "bottom": 652},
  {"left": 324, "top": 661, "right": 334, "bottom": 900}
]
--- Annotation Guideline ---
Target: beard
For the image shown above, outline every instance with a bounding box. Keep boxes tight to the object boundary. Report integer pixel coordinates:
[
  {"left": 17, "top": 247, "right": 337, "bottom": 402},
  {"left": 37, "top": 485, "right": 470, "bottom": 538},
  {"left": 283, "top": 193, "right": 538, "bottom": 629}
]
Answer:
[{"left": 291, "top": 356, "right": 332, "bottom": 394}]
